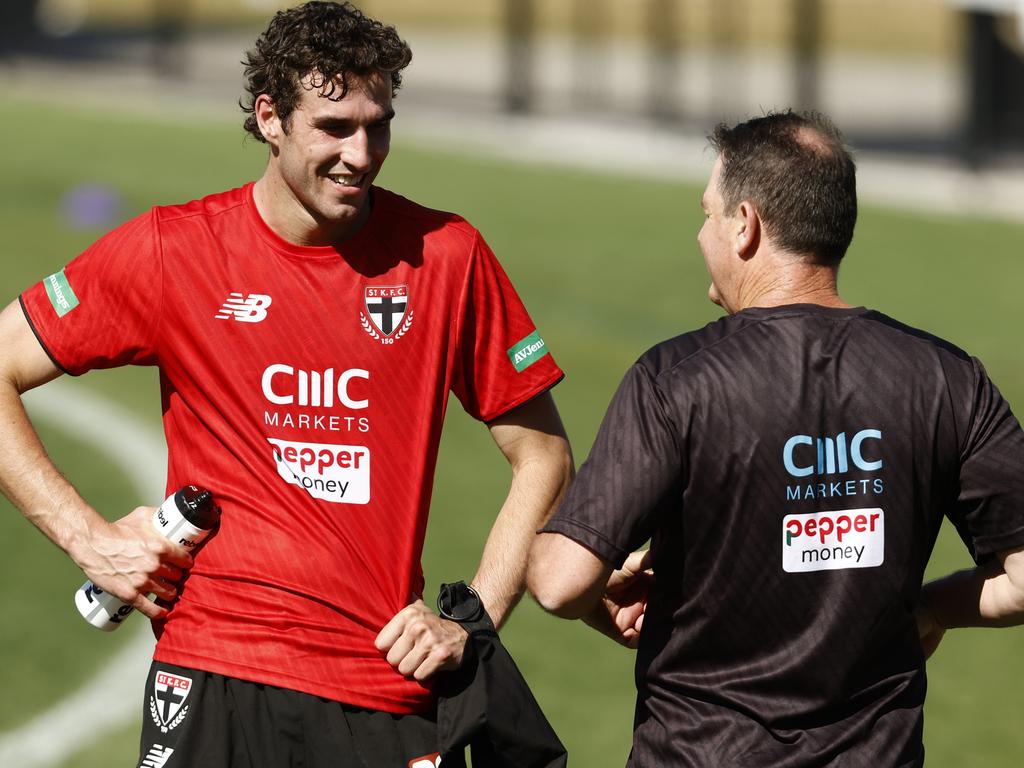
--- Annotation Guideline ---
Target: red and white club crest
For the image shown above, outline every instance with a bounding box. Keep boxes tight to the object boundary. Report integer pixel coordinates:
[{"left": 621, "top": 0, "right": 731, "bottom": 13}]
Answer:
[
  {"left": 361, "top": 285, "right": 414, "bottom": 343},
  {"left": 408, "top": 754, "right": 442, "bottom": 768},
  {"left": 149, "top": 671, "right": 193, "bottom": 733}
]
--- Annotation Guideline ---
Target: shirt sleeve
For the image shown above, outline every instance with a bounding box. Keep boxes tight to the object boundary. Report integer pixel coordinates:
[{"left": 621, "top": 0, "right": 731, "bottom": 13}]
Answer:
[
  {"left": 949, "top": 358, "right": 1024, "bottom": 559},
  {"left": 19, "top": 210, "right": 163, "bottom": 375},
  {"left": 543, "top": 361, "right": 683, "bottom": 567},
  {"left": 450, "top": 231, "right": 563, "bottom": 422}
]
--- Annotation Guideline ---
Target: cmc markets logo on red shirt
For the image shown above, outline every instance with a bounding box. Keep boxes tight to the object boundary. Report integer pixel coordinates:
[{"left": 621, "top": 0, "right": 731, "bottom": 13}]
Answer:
[
  {"left": 361, "top": 284, "right": 414, "bottom": 344},
  {"left": 262, "top": 364, "right": 369, "bottom": 409}
]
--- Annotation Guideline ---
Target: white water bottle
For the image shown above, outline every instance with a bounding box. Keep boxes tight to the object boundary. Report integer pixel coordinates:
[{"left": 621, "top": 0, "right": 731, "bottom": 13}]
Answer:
[{"left": 73, "top": 485, "right": 220, "bottom": 631}]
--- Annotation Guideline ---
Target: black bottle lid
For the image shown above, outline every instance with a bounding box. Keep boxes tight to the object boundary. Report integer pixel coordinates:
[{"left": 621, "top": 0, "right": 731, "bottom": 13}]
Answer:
[{"left": 173, "top": 485, "right": 221, "bottom": 530}]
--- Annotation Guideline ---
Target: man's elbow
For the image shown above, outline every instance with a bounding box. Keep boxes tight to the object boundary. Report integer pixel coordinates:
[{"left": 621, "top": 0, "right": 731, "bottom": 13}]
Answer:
[
  {"left": 527, "top": 535, "right": 593, "bottom": 619},
  {"left": 528, "top": 571, "right": 587, "bottom": 618}
]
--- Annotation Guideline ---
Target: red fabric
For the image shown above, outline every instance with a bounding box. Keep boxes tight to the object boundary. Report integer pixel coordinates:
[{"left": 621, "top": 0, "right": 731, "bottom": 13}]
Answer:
[{"left": 21, "top": 184, "right": 563, "bottom": 713}]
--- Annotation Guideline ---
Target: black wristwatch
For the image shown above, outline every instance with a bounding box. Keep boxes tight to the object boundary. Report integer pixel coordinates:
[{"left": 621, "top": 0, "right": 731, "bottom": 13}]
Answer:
[{"left": 437, "top": 581, "right": 496, "bottom": 635}]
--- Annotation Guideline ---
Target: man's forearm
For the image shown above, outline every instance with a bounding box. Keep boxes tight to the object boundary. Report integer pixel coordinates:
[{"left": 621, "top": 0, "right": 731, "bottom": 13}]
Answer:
[
  {"left": 0, "top": 301, "right": 190, "bottom": 619},
  {"left": 461, "top": 390, "right": 573, "bottom": 629},
  {"left": 472, "top": 448, "right": 573, "bottom": 629},
  {"left": 0, "top": 370, "right": 100, "bottom": 559},
  {"left": 922, "top": 553, "right": 1024, "bottom": 629}
]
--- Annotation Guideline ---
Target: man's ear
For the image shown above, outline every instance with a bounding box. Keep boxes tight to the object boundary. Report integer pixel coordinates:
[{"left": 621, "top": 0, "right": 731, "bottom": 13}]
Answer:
[
  {"left": 254, "top": 94, "right": 282, "bottom": 146},
  {"left": 733, "top": 199, "right": 761, "bottom": 260}
]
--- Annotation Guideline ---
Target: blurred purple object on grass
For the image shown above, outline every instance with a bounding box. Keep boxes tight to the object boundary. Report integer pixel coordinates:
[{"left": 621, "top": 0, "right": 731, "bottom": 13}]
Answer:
[{"left": 60, "top": 183, "right": 124, "bottom": 230}]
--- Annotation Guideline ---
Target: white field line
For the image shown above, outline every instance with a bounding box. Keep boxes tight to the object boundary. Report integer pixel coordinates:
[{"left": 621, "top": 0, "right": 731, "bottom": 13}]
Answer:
[{"left": 0, "top": 378, "right": 166, "bottom": 767}]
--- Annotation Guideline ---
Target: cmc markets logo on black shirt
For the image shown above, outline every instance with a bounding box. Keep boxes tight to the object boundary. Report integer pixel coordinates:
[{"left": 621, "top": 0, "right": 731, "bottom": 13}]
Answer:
[
  {"left": 781, "top": 428, "right": 887, "bottom": 573},
  {"left": 783, "top": 429, "right": 882, "bottom": 477},
  {"left": 782, "top": 429, "right": 885, "bottom": 502}
]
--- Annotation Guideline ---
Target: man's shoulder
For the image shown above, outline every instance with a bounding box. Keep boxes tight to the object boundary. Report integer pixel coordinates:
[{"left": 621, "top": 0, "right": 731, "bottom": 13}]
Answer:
[
  {"left": 635, "top": 307, "right": 976, "bottom": 382},
  {"left": 854, "top": 309, "right": 972, "bottom": 363},
  {"left": 635, "top": 312, "right": 761, "bottom": 378},
  {"left": 151, "top": 185, "right": 250, "bottom": 225},
  {"left": 374, "top": 187, "right": 478, "bottom": 244}
]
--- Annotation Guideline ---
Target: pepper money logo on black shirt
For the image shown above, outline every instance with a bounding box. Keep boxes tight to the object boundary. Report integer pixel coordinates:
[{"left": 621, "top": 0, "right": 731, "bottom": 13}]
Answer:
[{"left": 781, "top": 428, "right": 886, "bottom": 572}]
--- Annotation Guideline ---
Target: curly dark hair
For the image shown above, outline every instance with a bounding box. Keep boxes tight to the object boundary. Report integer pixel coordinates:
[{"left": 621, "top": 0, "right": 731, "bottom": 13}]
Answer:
[
  {"left": 709, "top": 110, "right": 857, "bottom": 265},
  {"left": 240, "top": 2, "right": 412, "bottom": 142}
]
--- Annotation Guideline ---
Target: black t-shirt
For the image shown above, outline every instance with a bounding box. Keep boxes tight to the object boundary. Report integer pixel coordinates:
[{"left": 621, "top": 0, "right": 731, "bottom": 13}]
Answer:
[{"left": 545, "top": 304, "right": 1024, "bottom": 767}]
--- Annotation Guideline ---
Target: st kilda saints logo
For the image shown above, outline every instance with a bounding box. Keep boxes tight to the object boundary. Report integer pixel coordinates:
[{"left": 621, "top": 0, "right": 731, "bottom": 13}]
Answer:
[
  {"left": 408, "top": 753, "right": 442, "bottom": 768},
  {"left": 361, "top": 285, "right": 414, "bottom": 345},
  {"left": 149, "top": 671, "right": 193, "bottom": 734}
]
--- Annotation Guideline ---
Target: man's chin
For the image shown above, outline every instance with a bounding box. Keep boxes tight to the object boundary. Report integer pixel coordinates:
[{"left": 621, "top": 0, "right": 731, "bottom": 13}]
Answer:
[{"left": 314, "top": 196, "right": 373, "bottom": 239}]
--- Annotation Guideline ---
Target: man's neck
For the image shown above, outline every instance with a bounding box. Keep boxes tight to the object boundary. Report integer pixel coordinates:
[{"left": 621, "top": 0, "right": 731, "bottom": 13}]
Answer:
[
  {"left": 252, "top": 175, "right": 370, "bottom": 247},
  {"left": 735, "top": 258, "right": 851, "bottom": 312}
]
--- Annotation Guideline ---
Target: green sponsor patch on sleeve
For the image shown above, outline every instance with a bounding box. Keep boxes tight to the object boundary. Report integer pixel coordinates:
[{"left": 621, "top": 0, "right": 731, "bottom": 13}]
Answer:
[
  {"left": 43, "top": 269, "right": 80, "bottom": 317},
  {"left": 507, "top": 330, "right": 549, "bottom": 373}
]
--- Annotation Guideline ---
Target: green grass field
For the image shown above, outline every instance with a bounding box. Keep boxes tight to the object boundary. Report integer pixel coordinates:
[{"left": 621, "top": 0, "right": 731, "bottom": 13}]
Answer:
[{"left": 1, "top": 94, "right": 1023, "bottom": 766}]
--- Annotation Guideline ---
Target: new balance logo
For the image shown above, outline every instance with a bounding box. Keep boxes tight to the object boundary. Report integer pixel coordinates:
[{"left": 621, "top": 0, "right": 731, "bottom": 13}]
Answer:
[
  {"left": 216, "top": 293, "right": 272, "bottom": 323},
  {"left": 140, "top": 745, "right": 175, "bottom": 768}
]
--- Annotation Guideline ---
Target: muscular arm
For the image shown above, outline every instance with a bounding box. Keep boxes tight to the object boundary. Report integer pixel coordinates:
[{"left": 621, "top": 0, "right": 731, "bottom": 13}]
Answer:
[
  {"left": 528, "top": 533, "right": 652, "bottom": 648},
  {"left": 375, "top": 390, "right": 573, "bottom": 679},
  {"left": 528, "top": 532, "right": 613, "bottom": 619},
  {"left": 470, "top": 390, "right": 574, "bottom": 627},
  {"left": 0, "top": 300, "right": 191, "bottom": 617},
  {"left": 920, "top": 546, "right": 1024, "bottom": 632}
]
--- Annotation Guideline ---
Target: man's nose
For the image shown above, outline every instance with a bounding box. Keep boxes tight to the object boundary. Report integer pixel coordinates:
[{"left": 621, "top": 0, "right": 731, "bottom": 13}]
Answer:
[{"left": 340, "top": 128, "right": 372, "bottom": 171}]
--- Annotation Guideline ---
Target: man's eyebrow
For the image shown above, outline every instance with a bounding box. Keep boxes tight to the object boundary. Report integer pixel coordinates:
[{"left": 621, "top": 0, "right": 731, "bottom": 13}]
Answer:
[
  {"left": 700, "top": 194, "right": 707, "bottom": 210},
  {"left": 310, "top": 115, "right": 348, "bottom": 127},
  {"left": 310, "top": 109, "right": 396, "bottom": 127}
]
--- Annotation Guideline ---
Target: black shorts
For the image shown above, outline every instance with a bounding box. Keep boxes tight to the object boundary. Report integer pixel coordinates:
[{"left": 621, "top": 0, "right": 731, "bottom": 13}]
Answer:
[{"left": 137, "top": 662, "right": 461, "bottom": 768}]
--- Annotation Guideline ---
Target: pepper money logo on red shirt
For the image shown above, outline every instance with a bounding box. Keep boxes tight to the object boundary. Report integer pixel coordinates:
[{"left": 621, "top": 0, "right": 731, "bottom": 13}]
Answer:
[{"left": 262, "top": 364, "right": 372, "bottom": 504}]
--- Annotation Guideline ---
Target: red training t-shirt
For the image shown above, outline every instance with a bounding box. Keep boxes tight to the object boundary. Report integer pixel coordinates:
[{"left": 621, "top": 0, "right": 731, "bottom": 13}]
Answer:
[{"left": 21, "top": 184, "right": 563, "bottom": 713}]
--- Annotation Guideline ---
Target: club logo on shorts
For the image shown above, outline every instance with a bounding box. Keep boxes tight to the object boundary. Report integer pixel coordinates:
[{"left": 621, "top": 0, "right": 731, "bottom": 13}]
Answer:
[
  {"left": 149, "top": 670, "right": 193, "bottom": 734},
  {"left": 361, "top": 285, "right": 413, "bottom": 345},
  {"left": 408, "top": 754, "right": 442, "bottom": 768},
  {"left": 215, "top": 292, "right": 273, "bottom": 323}
]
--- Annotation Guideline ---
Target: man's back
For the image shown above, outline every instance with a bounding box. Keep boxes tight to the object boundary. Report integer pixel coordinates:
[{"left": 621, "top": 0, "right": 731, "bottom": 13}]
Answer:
[{"left": 552, "top": 304, "right": 1024, "bottom": 766}]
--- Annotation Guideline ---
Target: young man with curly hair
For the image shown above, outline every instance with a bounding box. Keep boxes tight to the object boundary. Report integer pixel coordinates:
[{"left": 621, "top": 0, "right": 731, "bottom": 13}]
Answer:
[{"left": 0, "top": 3, "right": 572, "bottom": 766}]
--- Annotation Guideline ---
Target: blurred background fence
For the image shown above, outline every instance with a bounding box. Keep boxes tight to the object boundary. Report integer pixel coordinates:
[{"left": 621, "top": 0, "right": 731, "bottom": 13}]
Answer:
[{"left": 2, "top": 0, "right": 1023, "bottom": 167}]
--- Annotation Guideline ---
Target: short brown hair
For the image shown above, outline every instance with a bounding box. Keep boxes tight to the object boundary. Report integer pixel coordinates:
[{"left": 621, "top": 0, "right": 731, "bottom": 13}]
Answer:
[
  {"left": 240, "top": 2, "right": 412, "bottom": 143},
  {"left": 709, "top": 110, "right": 857, "bottom": 264}
]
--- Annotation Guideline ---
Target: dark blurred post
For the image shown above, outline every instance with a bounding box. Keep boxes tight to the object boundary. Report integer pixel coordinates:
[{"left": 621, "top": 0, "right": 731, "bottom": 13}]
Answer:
[
  {"left": 571, "top": 0, "right": 611, "bottom": 110},
  {"left": 153, "top": 0, "right": 189, "bottom": 78},
  {"left": 965, "top": 11, "right": 995, "bottom": 166},
  {"left": 962, "top": 6, "right": 1024, "bottom": 167},
  {"left": 0, "top": 1, "right": 40, "bottom": 59},
  {"left": 504, "top": 0, "right": 535, "bottom": 112},
  {"left": 792, "top": 0, "right": 821, "bottom": 110},
  {"left": 647, "top": 0, "right": 683, "bottom": 121}
]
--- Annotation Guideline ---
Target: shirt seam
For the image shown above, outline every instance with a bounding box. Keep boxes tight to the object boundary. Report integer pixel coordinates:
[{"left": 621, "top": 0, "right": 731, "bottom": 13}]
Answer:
[
  {"left": 18, "top": 295, "right": 74, "bottom": 376},
  {"left": 151, "top": 208, "right": 166, "bottom": 362},
  {"left": 481, "top": 369, "right": 564, "bottom": 424},
  {"left": 543, "top": 516, "right": 627, "bottom": 563},
  {"left": 971, "top": 521, "right": 1024, "bottom": 556}
]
